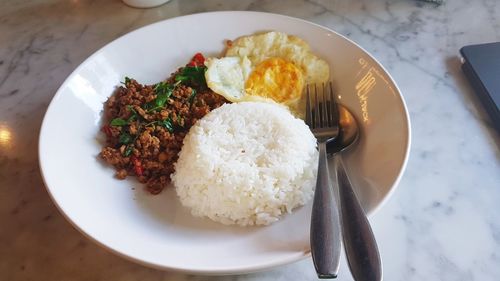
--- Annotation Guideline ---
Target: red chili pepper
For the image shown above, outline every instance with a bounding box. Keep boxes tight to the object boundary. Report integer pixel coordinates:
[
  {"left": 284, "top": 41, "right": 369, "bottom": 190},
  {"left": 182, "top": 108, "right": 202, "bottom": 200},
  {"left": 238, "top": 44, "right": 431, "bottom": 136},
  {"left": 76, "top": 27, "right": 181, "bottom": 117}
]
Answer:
[
  {"left": 101, "top": 125, "right": 112, "bottom": 137},
  {"left": 130, "top": 155, "right": 143, "bottom": 176},
  {"left": 187, "top": 52, "right": 205, "bottom": 67},
  {"left": 134, "top": 165, "right": 143, "bottom": 177}
]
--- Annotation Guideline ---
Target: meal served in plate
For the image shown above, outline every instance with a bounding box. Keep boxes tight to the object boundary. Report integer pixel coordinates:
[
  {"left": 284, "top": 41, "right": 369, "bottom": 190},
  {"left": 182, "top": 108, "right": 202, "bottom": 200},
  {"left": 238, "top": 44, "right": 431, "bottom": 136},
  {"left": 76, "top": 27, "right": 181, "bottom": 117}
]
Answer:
[{"left": 99, "top": 31, "right": 329, "bottom": 225}]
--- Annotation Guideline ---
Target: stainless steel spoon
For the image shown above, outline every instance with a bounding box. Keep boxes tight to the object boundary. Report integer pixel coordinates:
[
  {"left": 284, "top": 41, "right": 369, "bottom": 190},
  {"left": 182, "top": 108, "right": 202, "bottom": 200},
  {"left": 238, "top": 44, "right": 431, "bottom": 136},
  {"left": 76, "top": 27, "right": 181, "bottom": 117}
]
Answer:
[
  {"left": 326, "top": 105, "right": 359, "bottom": 155},
  {"left": 327, "top": 105, "right": 382, "bottom": 281}
]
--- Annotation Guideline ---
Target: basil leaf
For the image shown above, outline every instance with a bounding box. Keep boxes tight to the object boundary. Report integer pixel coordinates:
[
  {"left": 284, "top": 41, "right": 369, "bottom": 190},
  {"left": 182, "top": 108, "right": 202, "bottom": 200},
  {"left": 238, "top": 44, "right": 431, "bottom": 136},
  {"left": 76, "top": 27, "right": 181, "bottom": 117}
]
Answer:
[
  {"left": 154, "top": 82, "right": 173, "bottom": 107},
  {"left": 119, "top": 133, "right": 133, "bottom": 144},
  {"left": 143, "top": 101, "right": 155, "bottom": 111},
  {"left": 154, "top": 81, "right": 167, "bottom": 93},
  {"left": 156, "top": 93, "right": 170, "bottom": 107},
  {"left": 175, "top": 66, "right": 207, "bottom": 86},
  {"left": 124, "top": 145, "right": 134, "bottom": 157},
  {"left": 158, "top": 118, "right": 174, "bottom": 133},
  {"left": 127, "top": 113, "right": 137, "bottom": 123},
  {"left": 121, "top": 77, "right": 131, "bottom": 85},
  {"left": 188, "top": 88, "right": 197, "bottom": 104},
  {"left": 174, "top": 75, "right": 189, "bottom": 83},
  {"left": 110, "top": 118, "right": 127, "bottom": 126},
  {"left": 177, "top": 115, "right": 183, "bottom": 127}
]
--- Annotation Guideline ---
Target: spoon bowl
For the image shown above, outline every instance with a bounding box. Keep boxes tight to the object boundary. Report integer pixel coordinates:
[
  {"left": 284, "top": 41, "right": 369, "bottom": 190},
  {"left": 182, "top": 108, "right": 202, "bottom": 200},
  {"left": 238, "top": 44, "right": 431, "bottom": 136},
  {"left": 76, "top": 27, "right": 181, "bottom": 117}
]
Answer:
[{"left": 326, "top": 105, "right": 359, "bottom": 155}]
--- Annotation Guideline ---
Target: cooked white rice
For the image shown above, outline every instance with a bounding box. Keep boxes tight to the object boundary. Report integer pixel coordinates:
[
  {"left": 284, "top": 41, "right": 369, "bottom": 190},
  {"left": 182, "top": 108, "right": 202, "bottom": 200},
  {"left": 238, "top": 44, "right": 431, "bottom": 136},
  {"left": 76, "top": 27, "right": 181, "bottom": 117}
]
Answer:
[{"left": 171, "top": 102, "right": 318, "bottom": 226}]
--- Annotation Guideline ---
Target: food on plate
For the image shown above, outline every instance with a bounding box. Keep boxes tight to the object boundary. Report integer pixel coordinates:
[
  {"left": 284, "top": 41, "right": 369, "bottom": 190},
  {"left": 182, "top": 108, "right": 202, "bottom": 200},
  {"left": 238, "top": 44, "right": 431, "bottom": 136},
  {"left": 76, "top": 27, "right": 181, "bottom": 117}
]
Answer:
[
  {"left": 99, "top": 32, "right": 324, "bottom": 225},
  {"left": 204, "top": 31, "right": 329, "bottom": 111},
  {"left": 205, "top": 56, "right": 304, "bottom": 104},
  {"left": 172, "top": 102, "right": 318, "bottom": 226},
  {"left": 100, "top": 53, "right": 227, "bottom": 194}
]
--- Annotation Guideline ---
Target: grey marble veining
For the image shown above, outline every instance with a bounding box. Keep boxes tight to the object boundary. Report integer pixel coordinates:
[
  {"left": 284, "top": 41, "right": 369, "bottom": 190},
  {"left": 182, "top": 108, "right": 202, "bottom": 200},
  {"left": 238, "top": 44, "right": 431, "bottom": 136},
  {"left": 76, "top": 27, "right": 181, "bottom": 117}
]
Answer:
[{"left": 1, "top": 0, "right": 499, "bottom": 280}]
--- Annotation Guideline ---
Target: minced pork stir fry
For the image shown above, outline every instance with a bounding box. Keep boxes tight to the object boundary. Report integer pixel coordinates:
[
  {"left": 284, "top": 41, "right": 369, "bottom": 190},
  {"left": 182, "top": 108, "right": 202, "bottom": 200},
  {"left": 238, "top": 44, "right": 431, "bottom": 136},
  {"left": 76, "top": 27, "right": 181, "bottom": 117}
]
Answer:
[{"left": 100, "top": 53, "right": 227, "bottom": 194}]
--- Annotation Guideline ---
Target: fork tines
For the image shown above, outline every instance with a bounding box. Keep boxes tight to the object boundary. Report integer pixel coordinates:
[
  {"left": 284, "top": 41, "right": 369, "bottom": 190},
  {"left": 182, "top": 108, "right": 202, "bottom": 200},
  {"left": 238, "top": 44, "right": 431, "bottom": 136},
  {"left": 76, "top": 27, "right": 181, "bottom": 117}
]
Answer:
[{"left": 305, "top": 82, "right": 339, "bottom": 130}]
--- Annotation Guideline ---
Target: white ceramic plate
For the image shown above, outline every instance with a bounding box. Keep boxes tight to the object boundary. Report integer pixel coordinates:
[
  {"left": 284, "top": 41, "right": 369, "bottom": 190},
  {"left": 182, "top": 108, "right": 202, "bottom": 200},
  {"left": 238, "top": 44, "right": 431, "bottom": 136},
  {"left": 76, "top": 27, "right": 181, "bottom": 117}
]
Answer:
[{"left": 39, "top": 11, "right": 410, "bottom": 275}]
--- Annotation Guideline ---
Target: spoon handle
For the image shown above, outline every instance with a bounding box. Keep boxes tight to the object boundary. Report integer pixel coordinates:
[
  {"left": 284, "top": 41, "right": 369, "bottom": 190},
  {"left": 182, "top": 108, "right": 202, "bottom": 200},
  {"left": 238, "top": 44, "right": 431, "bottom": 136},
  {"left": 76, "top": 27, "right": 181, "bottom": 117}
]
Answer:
[
  {"left": 310, "top": 142, "right": 341, "bottom": 278},
  {"left": 336, "top": 157, "right": 382, "bottom": 281}
]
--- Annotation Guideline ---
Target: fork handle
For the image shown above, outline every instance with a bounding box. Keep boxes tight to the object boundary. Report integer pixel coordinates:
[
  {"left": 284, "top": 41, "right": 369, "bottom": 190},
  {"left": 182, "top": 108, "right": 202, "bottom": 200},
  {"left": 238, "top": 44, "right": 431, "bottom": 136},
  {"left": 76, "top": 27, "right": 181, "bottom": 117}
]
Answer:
[
  {"left": 336, "top": 157, "right": 382, "bottom": 281},
  {"left": 311, "top": 142, "right": 342, "bottom": 279}
]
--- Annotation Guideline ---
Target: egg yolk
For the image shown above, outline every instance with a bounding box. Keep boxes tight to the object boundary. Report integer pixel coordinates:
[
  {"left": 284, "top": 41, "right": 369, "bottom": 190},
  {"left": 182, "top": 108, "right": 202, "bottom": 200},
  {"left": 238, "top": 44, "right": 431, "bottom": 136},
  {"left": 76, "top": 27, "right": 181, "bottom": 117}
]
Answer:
[{"left": 245, "top": 58, "right": 304, "bottom": 104}]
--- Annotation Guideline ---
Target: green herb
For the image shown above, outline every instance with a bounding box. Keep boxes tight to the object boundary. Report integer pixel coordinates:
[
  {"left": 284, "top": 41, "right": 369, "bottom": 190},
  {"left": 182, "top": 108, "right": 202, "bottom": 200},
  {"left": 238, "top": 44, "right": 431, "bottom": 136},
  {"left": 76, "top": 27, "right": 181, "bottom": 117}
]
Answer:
[
  {"left": 124, "top": 145, "right": 134, "bottom": 157},
  {"left": 176, "top": 115, "right": 183, "bottom": 126},
  {"left": 143, "top": 101, "right": 155, "bottom": 111},
  {"left": 155, "top": 94, "right": 169, "bottom": 107},
  {"left": 154, "top": 82, "right": 173, "bottom": 107},
  {"left": 119, "top": 133, "right": 133, "bottom": 144},
  {"left": 120, "top": 105, "right": 138, "bottom": 123},
  {"left": 122, "top": 124, "right": 140, "bottom": 157},
  {"left": 158, "top": 118, "right": 174, "bottom": 132},
  {"left": 121, "top": 76, "right": 132, "bottom": 86},
  {"left": 110, "top": 118, "right": 128, "bottom": 126},
  {"left": 144, "top": 82, "right": 174, "bottom": 113},
  {"left": 127, "top": 114, "right": 136, "bottom": 123},
  {"left": 175, "top": 66, "right": 207, "bottom": 86},
  {"left": 188, "top": 89, "right": 197, "bottom": 105}
]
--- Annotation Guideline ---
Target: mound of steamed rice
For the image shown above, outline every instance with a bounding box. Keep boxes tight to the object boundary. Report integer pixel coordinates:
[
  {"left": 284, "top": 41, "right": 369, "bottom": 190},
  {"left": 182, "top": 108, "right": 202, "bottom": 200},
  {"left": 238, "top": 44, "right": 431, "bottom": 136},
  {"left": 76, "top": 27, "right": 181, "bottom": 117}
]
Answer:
[{"left": 171, "top": 102, "right": 318, "bottom": 226}]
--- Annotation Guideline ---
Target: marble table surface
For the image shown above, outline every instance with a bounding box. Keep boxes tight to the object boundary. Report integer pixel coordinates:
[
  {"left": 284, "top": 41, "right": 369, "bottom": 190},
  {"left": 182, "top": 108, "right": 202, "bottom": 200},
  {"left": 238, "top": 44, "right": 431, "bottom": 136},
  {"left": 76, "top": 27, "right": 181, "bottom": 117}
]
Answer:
[{"left": 1, "top": 0, "right": 499, "bottom": 280}]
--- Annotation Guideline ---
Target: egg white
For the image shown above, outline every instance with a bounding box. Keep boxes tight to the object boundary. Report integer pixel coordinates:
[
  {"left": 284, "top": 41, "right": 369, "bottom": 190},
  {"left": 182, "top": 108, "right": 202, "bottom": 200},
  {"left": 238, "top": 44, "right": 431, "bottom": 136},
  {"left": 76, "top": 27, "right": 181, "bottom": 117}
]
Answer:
[{"left": 204, "top": 56, "right": 252, "bottom": 102}]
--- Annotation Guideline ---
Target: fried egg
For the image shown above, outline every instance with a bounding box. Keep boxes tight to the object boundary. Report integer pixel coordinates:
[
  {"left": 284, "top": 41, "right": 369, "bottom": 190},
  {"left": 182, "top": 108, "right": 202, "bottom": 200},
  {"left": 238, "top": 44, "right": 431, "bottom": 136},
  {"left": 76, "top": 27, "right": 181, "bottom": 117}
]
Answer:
[
  {"left": 205, "top": 56, "right": 304, "bottom": 105},
  {"left": 205, "top": 31, "right": 329, "bottom": 109}
]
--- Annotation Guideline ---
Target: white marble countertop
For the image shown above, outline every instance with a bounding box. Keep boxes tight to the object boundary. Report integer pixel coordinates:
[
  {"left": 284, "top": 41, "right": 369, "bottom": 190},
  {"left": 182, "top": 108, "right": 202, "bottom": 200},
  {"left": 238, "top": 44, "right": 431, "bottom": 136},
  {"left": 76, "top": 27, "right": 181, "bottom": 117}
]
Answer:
[{"left": 1, "top": 0, "right": 499, "bottom": 280}]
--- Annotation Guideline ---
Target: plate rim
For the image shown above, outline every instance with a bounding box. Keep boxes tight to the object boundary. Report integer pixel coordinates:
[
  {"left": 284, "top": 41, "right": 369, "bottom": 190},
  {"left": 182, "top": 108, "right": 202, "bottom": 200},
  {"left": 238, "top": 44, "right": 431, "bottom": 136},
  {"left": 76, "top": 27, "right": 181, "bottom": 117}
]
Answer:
[{"left": 38, "top": 10, "right": 411, "bottom": 274}]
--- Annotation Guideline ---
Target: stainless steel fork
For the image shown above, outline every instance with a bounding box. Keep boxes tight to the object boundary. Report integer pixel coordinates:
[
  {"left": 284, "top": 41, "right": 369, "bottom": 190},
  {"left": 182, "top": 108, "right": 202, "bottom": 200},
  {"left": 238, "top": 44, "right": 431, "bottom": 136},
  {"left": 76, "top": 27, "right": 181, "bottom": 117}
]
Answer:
[{"left": 306, "top": 83, "right": 342, "bottom": 279}]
